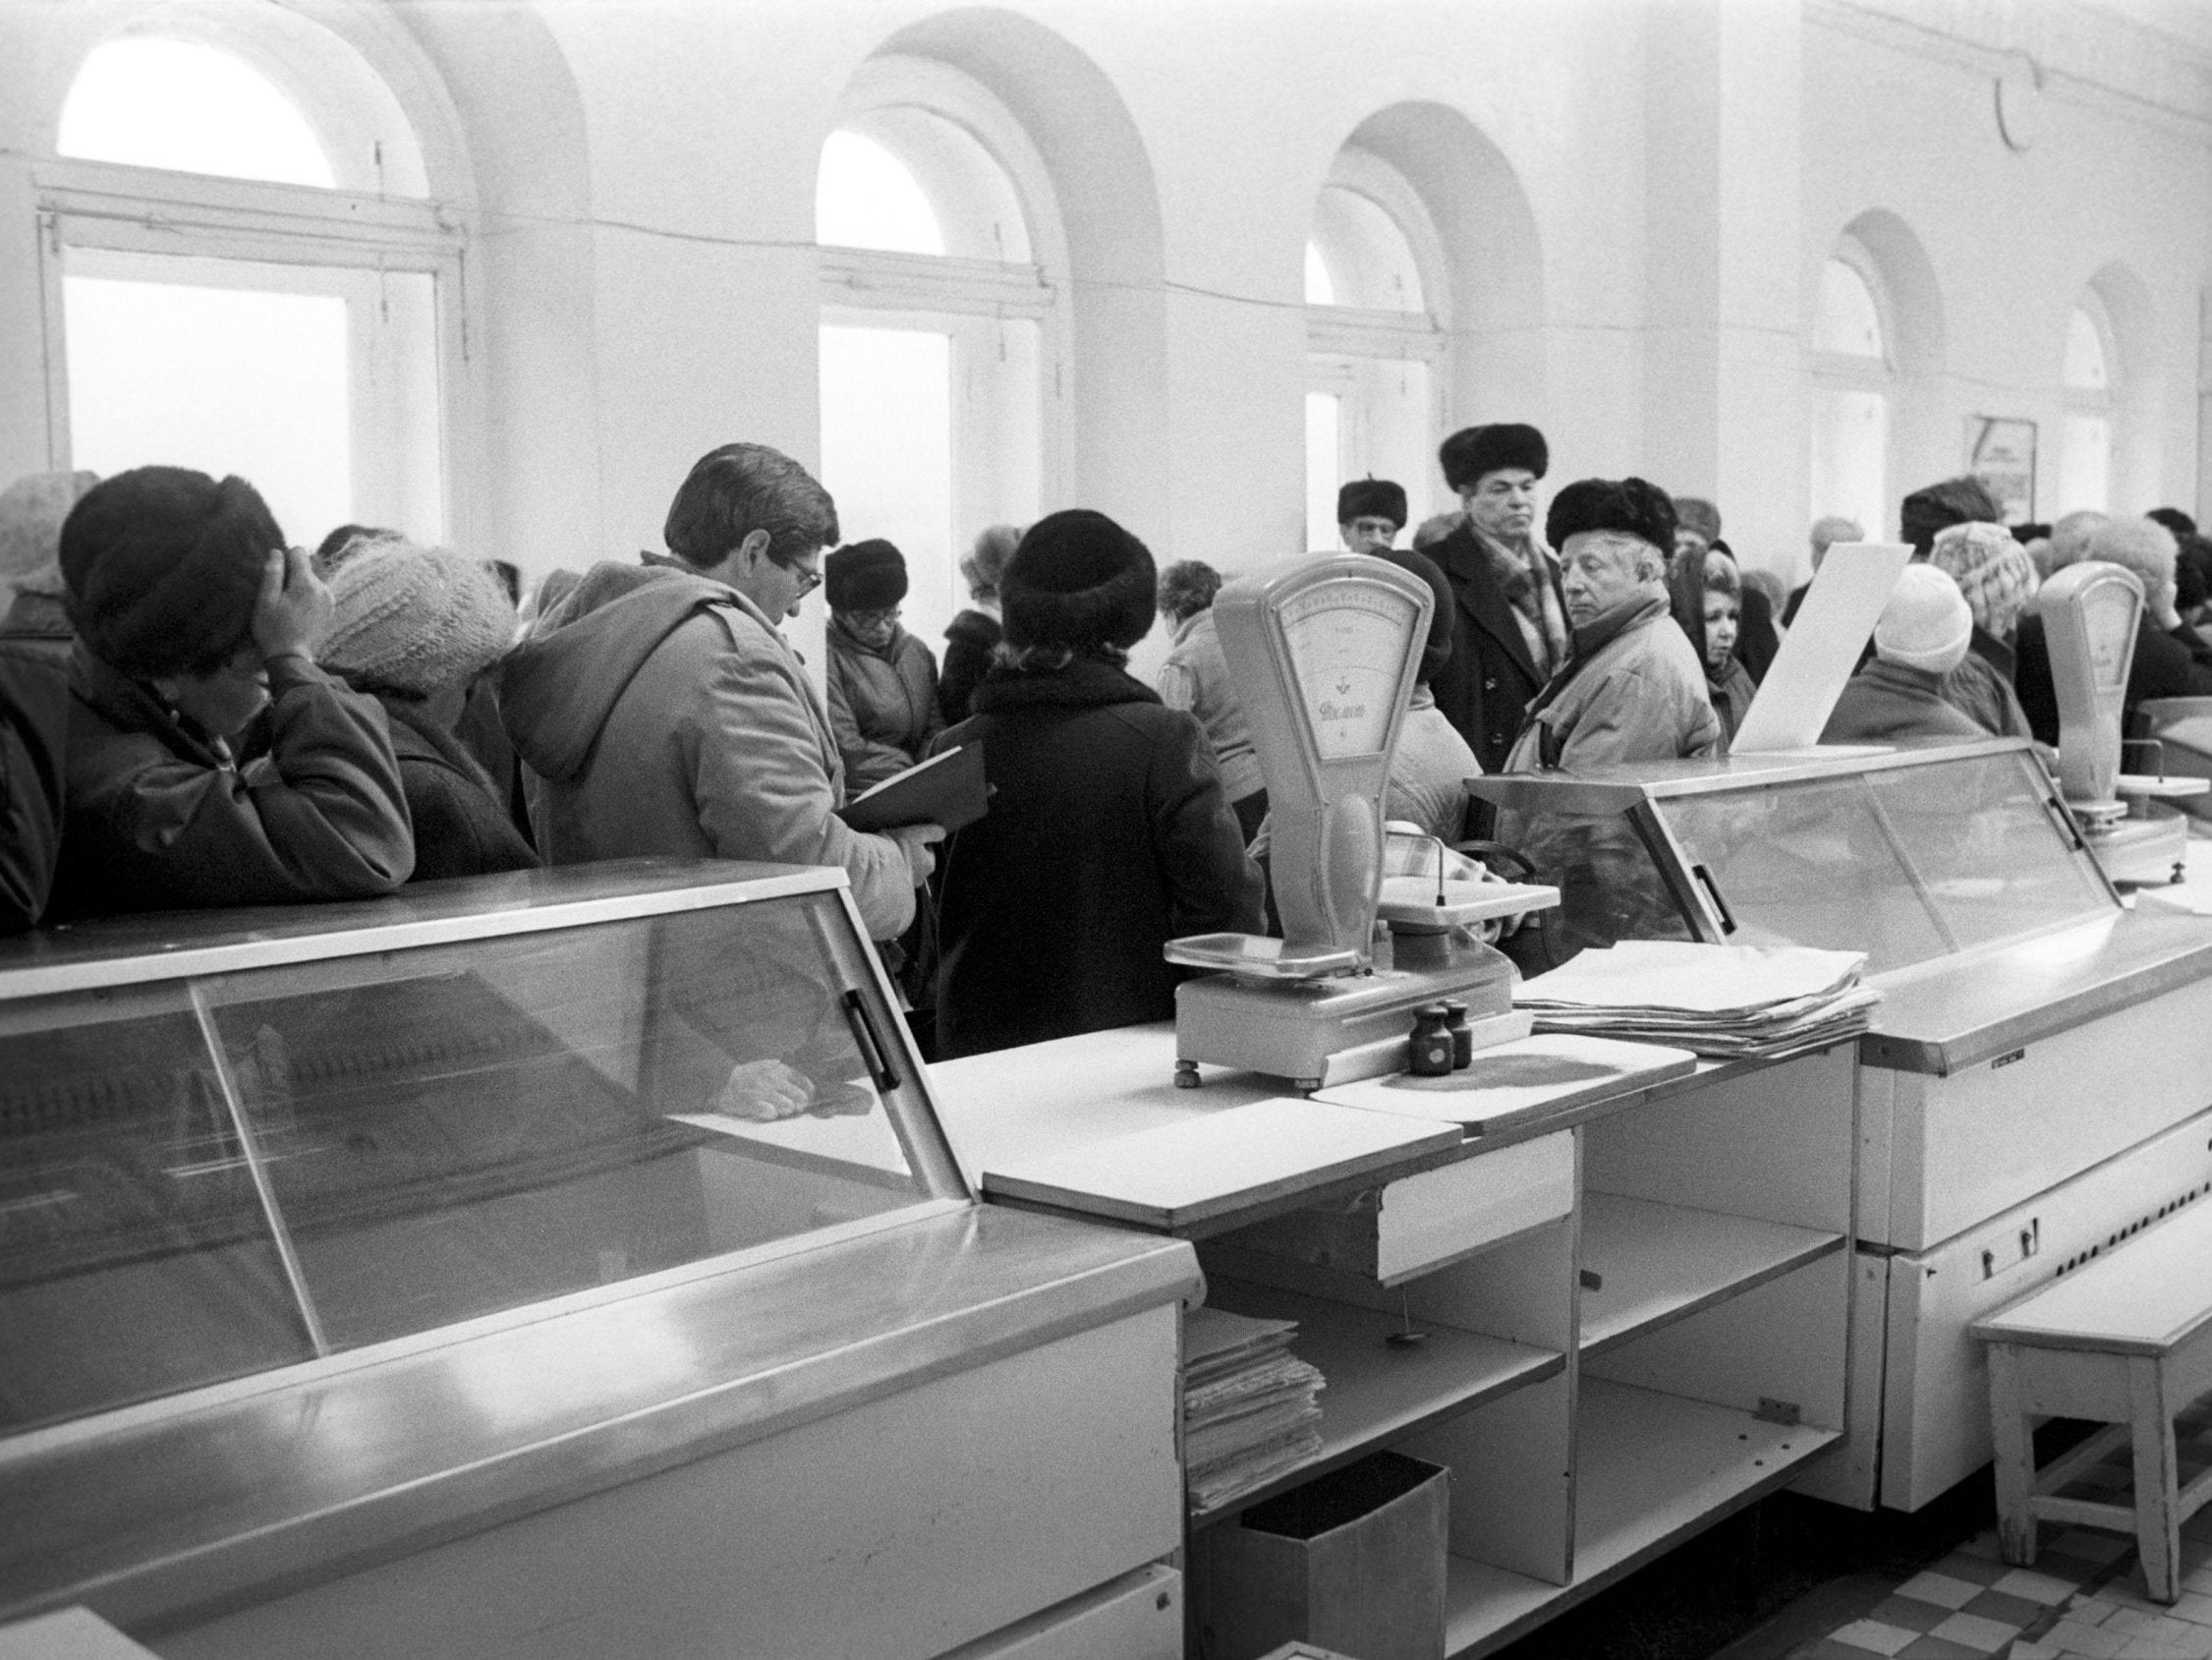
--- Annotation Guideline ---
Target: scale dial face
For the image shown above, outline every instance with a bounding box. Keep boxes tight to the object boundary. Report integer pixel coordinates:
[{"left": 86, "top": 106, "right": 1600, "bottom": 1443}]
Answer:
[
  {"left": 2079, "top": 583, "right": 2137, "bottom": 692},
  {"left": 1277, "top": 580, "right": 1423, "bottom": 761}
]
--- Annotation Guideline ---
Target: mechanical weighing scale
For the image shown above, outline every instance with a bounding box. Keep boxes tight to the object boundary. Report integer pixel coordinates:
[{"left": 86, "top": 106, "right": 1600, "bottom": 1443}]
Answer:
[
  {"left": 1164, "top": 554, "right": 1558, "bottom": 1090},
  {"left": 2039, "top": 561, "right": 2205, "bottom": 886}
]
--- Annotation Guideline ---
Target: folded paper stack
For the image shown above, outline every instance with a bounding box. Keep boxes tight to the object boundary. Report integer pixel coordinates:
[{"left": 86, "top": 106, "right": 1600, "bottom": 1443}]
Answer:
[
  {"left": 1513, "top": 940, "right": 1882, "bottom": 1059},
  {"left": 1183, "top": 1306, "right": 1325, "bottom": 1514}
]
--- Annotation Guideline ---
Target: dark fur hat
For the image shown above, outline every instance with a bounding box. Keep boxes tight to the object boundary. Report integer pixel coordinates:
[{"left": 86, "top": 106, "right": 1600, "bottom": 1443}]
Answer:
[
  {"left": 1439, "top": 424, "right": 1548, "bottom": 492},
  {"left": 1545, "top": 477, "right": 1677, "bottom": 556},
  {"left": 1899, "top": 476, "right": 2001, "bottom": 557},
  {"left": 825, "top": 539, "right": 908, "bottom": 612},
  {"left": 1374, "top": 545, "right": 1454, "bottom": 685},
  {"left": 1001, "top": 509, "right": 1156, "bottom": 652},
  {"left": 60, "top": 466, "right": 279, "bottom": 679},
  {"left": 1336, "top": 478, "right": 1408, "bottom": 530}
]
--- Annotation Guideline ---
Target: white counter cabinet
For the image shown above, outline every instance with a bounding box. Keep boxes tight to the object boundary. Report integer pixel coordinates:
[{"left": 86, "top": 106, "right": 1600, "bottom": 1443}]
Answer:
[{"left": 931, "top": 1026, "right": 1858, "bottom": 1657}]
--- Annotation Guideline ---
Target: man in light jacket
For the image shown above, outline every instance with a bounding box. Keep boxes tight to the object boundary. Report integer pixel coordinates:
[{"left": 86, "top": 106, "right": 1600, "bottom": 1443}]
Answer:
[
  {"left": 1500, "top": 477, "right": 1720, "bottom": 969},
  {"left": 500, "top": 443, "right": 938, "bottom": 944}
]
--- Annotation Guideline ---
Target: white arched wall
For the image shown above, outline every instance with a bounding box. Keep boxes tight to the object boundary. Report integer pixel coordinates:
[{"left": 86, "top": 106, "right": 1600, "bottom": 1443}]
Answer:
[
  {"left": 1821, "top": 206, "right": 1948, "bottom": 531},
  {"left": 2084, "top": 260, "right": 2162, "bottom": 513}
]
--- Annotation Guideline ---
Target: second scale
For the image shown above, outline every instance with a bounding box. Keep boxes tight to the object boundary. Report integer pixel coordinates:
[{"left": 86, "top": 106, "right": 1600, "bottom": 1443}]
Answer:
[{"left": 1165, "top": 553, "right": 1557, "bottom": 1089}]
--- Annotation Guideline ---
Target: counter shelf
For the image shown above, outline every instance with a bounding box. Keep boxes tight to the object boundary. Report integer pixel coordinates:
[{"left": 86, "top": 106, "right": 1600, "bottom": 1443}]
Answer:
[
  {"left": 0, "top": 862, "right": 1199, "bottom": 1660},
  {"left": 932, "top": 1025, "right": 1857, "bottom": 1658}
]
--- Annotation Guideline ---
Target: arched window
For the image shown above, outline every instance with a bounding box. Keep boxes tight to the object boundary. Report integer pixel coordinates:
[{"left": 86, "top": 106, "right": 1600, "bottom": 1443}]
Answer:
[
  {"left": 1303, "top": 148, "right": 1446, "bottom": 551},
  {"left": 1808, "top": 252, "right": 1892, "bottom": 541},
  {"left": 2059, "top": 300, "right": 2115, "bottom": 514},
  {"left": 43, "top": 24, "right": 458, "bottom": 550},
  {"left": 817, "top": 59, "right": 1063, "bottom": 655}
]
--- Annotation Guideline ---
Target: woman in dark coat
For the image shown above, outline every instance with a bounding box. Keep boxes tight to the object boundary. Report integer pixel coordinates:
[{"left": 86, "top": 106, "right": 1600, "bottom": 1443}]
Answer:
[
  {"left": 319, "top": 540, "right": 539, "bottom": 883},
  {"left": 931, "top": 510, "right": 1266, "bottom": 1059}
]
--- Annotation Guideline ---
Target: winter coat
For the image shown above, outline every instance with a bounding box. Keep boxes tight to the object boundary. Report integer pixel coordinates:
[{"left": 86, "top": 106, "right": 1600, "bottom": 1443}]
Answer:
[
  {"left": 825, "top": 617, "right": 943, "bottom": 791},
  {"left": 1425, "top": 519, "right": 1566, "bottom": 775},
  {"left": 497, "top": 555, "right": 916, "bottom": 942},
  {"left": 1156, "top": 609, "right": 1265, "bottom": 805},
  {"left": 2014, "top": 613, "right": 2212, "bottom": 746},
  {"left": 1938, "top": 630, "right": 2032, "bottom": 739},
  {"left": 1821, "top": 658, "right": 1990, "bottom": 745},
  {"left": 1706, "top": 657, "right": 1758, "bottom": 748},
  {"left": 930, "top": 657, "right": 1267, "bottom": 1059},
  {"left": 51, "top": 645, "right": 413, "bottom": 919},
  {"left": 1386, "top": 688, "right": 1480, "bottom": 843},
  {"left": 376, "top": 697, "right": 539, "bottom": 883},
  {"left": 937, "top": 607, "right": 1000, "bottom": 726},
  {"left": 1498, "top": 594, "right": 1720, "bottom": 969},
  {"left": 0, "top": 596, "right": 69, "bottom": 931}
]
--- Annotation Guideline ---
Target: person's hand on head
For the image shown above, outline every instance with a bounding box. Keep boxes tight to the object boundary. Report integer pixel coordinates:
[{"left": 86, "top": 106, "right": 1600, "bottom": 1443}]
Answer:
[{"left": 254, "top": 544, "right": 334, "bottom": 661}]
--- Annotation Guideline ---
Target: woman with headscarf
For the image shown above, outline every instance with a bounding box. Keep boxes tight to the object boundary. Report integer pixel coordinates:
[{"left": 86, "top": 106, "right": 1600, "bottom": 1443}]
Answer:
[
  {"left": 930, "top": 510, "right": 1265, "bottom": 1059},
  {"left": 319, "top": 539, "right": 539, "bottom": 882},
  {"left": 1925, "top": 520, "right": 2036, "bottom": 739}
]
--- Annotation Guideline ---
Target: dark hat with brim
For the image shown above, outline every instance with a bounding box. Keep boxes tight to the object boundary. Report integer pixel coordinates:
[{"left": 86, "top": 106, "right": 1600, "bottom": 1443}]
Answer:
[
  {"left": 1899, "top": 476, "right": 2002, "bottom": 556},
  {"left": 60, "top": 466, "right": 278, "bottom": 679},
  {"left": 1546, "top": 477, "right": 1676, "bottom": 557},
  {"left": 1440, "top": 424, "right": 1549, "bottom": 492},
  {"left": 825, "top": 539, "right": 908, "bottom": 612},
  {"left": 1337, "top": 478, "right": 1408, "bottom": 530},
  {"left": 1001, "top": 509, "right": 1156, "bottom": 652}
]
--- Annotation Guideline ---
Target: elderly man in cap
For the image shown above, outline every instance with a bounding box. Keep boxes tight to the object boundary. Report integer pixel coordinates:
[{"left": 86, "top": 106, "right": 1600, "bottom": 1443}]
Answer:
[
  {"left": 1336, "top": 478, "right": 1407, "bottom": 555},
  {"left": 1498, "top": 478, "right": 1720, "bottom": 968},
  {"left": 1416, "top": 423, "right": 1568, "bottom": 775}
]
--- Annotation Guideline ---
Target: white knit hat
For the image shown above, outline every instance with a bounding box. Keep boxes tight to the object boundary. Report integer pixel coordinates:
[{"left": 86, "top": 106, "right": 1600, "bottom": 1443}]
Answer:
[
  {"left": 1874, "top": 564, "right": 1973, "bottom": 674},
  {"left": 321, "top": 541, "right": 516, "bottom": 697}
]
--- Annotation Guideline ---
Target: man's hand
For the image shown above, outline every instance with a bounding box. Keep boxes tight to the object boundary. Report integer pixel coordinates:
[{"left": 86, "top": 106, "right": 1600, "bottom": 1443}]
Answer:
[
  {"left": 714, "top": 1058, "right": 817, "bottom": 1121},
  {"left": 253, "top": 545, "right": 334, "bottom": 661},
  {"left": 887, "top": 821, "right": 946, "bottom": 886}
]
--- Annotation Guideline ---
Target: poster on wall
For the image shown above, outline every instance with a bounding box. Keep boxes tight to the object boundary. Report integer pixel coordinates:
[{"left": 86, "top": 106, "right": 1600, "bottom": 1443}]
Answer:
[{"left": 1965, "top": 417, "right": 2037, "bottom": 525}]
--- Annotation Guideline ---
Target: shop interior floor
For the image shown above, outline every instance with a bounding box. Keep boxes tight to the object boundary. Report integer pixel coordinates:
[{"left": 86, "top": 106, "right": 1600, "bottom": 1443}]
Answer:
[{"left": 1488, "top": 1401, "right": 2212, "bottom": 1660}]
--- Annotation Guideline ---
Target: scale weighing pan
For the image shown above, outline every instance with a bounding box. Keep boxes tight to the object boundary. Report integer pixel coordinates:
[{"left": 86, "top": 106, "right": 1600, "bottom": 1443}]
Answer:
[{"left": 1375, "top": 879, "right": 1560, "bottom": 929}]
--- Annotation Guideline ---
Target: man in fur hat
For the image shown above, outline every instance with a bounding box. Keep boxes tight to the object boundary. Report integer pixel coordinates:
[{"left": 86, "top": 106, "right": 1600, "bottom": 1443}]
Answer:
[
  {"left": 1498, "top": 478, "right": 1720, "bottom": 968},
  {"left": 1336, "top": 478, "right": 1407, "bottom": 555},
  {"left": 1413, "top": 423, "right": 1568, "bottom": 775}
]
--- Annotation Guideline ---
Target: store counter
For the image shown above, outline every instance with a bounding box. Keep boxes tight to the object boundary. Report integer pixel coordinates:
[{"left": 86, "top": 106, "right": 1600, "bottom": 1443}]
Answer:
[
  {"left": 0, "top": 862, "right": 1196, "bottom": 1660},
  {"left": 934, "top": 1022, "right": 1857, "bottom": 1657},
  {"left": 1469, "top": 737, "right": 2212, "bottom": 1510}
]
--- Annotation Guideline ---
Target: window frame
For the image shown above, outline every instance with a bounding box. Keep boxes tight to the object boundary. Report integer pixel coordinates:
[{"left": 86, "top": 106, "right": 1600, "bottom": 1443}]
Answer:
[{"left": 1807, "top": 242, "right": 1897, "bottom": 536}]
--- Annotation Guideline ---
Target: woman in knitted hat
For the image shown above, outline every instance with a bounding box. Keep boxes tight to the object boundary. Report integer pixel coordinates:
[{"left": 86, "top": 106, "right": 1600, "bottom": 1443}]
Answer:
[
  {"left": 938, "top": 523, "right": 1019, "bottom": 725},
  {"left": 1156, "top": 558, "right": 1268, "bottom": 842},
  {"left": 929, "top": 509, "right": 1265, "bottom": 1059},
  {"left": 822, "top": 539, "right": 943, "bottom": 791},
  {"left": 1926, "top": 521, "right": 2035, "bottom": 738},
  {"left": 1821, "top": 565, "right": 1989, "bottom": 744},
  {"left": 49, "top": 465, "right": 412, "bottom": 918},
  {"left": 320, "top": 540, "right": 538, "bottom": 882}
]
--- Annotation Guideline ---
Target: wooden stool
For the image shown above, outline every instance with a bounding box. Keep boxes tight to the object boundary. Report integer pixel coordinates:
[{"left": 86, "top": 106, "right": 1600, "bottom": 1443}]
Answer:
[{"left": 1970, "top": 1202, "right": 2212, "bottom": 1603}]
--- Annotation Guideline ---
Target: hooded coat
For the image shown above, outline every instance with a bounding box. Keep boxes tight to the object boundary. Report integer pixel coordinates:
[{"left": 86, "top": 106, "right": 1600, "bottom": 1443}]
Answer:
[
  {"left": 930, "top": 657, "right": 1266, "bottom": 1059},
  {"left": 824, "top": 615, "right": 943, "bottom": 790},
  {"left": 497, "top": 555, "right": 916, "bottom": 941},
  {"left": 52, "top": 645, "right": 412, "bottom": 919}
]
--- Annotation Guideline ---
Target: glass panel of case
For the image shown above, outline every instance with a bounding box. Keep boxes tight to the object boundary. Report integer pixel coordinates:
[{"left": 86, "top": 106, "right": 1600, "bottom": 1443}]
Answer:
[
  {"left": 0, "top": 984, "right": 314, "bottom": 1433},
  {"left": 0, "top": 890, "right": 959, "bottom": 1427}
]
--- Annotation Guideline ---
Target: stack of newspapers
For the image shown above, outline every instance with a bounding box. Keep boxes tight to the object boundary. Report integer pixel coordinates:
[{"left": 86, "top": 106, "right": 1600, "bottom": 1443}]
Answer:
[
  {"left": 1183, "top": 1306, "right": 1325, "bottom": 1514},
  {"left": 1514, "top": 941, "right": 1882, "bottom": 1059}
]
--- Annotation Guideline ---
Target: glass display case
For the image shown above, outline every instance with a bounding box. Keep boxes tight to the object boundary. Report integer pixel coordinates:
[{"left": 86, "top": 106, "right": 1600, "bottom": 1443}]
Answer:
[
  {"left": 0, "top": 860, "right": 965, "bottom": 1435},
  {"left": 1467, "top": 738, "right": 2117, "bottom": 974}
]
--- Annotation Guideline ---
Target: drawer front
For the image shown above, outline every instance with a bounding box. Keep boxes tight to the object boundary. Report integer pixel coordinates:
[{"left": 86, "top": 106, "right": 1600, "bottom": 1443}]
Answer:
[{"left": 1376, "top": 1131, "right": 1573, "bottom": 1285}]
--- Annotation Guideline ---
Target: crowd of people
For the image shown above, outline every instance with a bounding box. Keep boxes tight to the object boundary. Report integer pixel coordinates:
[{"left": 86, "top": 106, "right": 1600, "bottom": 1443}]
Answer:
[{"left": 4, "top": 427, "right": 2207, "bottom": 1059}]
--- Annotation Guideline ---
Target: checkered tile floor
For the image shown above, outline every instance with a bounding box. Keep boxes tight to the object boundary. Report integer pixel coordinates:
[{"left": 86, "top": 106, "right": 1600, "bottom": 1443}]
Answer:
[{"left": 1787, "top": 1403, "right": 2212, "bottom": 1660}]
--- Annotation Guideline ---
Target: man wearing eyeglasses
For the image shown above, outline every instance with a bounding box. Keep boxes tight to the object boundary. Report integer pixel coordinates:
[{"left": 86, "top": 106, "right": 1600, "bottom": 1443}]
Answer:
[{"left": 501, "top": 442, "right": 940, "bottom": 944}]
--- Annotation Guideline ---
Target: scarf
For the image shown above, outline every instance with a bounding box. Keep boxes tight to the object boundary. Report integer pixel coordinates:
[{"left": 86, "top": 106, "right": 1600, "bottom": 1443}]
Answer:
[{"left": 1472, "top": 523, "right": 1569, "bottom": 677}]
